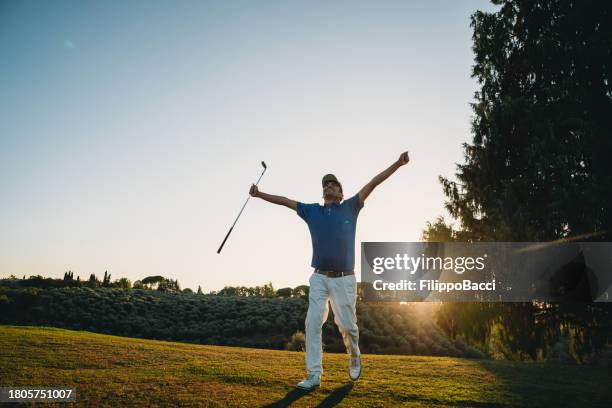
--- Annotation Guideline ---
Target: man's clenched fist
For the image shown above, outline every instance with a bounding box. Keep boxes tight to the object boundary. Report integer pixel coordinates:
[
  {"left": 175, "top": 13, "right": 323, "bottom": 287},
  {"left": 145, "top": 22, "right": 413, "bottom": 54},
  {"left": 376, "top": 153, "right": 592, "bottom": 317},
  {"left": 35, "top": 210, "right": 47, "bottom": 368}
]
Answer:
[
  {"left": 249, "top": 184, "right": 260, "bottom": 197},
  {"left": 398, "top": 151, "right": 410, "bottom": 166}
]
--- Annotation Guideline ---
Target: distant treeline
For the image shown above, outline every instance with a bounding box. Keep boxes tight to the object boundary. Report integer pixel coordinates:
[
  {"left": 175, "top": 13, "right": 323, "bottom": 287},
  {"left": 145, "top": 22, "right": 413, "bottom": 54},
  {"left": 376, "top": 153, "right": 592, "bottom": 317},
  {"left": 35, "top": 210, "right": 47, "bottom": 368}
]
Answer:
[
  {"left": 0, "top": 276, "right": 481, "bottom": 359},
  {"left": 5, "top": 272, "right": 308, "bottom": 298},
  {"left": 1, "top": 276, "right": 610, "bottom": 364}
]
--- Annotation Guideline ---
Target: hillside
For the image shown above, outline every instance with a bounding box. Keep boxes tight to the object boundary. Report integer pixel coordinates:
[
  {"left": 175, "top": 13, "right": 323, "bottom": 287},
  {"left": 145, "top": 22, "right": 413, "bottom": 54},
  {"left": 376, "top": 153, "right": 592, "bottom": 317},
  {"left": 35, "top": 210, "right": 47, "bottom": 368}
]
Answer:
[
  {"left": 0, "top": 285, "right": 483, "bottom": 358},
  {"left": 1, "top": 326, "right": 610, "bottom": 407}
]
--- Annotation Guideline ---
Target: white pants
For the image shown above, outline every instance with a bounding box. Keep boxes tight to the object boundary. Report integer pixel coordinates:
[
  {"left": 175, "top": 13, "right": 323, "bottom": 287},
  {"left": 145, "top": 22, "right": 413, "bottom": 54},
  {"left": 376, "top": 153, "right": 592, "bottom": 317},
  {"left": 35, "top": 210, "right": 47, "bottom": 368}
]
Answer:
[{"left": 305, "top": 272, "right": 360, "bottom": 375}]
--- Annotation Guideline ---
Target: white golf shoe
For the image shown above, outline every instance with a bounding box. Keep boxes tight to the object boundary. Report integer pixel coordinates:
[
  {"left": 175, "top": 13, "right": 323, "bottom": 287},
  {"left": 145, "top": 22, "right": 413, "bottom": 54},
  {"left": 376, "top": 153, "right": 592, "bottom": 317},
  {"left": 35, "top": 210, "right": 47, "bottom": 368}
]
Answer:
[
  {"left": 349, "top": 355, "right": 361, "bottom": 381},
  {"left": 296, "top": 373, "right": 320, "bottom": 391}
]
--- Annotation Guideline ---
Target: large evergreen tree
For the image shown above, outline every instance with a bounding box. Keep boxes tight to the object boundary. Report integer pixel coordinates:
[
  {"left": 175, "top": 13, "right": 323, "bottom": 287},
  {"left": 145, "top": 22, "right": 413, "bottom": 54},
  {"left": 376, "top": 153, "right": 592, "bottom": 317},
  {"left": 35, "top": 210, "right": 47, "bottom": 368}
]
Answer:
[
  {"left": 424, "top": 0, "right": 612, "bottom": 362},
  {"left": 437, "top": 0, "right": 612, "bottom": 241}
]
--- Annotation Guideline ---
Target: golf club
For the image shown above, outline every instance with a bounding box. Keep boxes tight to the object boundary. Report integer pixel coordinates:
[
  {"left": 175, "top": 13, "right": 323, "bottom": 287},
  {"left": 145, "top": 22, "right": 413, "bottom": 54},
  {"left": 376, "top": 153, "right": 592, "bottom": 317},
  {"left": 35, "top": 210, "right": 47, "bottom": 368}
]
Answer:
[{"left": 217, "top": 161, "right": 267, "bottom": 253}]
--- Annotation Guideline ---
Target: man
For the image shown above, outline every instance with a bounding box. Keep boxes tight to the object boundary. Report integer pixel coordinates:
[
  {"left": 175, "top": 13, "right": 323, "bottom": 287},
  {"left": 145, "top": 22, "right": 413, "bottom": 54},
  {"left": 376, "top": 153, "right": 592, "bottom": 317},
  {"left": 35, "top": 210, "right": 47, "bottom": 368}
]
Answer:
[{"left": 249, "top": 151, "right": 410, "bottom": 390}]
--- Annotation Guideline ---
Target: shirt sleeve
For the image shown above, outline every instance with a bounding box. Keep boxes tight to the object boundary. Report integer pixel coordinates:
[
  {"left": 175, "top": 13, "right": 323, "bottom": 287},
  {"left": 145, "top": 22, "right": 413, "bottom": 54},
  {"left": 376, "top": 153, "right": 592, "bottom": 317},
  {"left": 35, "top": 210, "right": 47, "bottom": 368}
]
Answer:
[
  {"left": 296, "top": 202, "right": 312, "bottom": 222},
  {"left": 345, "top": 193, "right": 364, "bottom": 214}
]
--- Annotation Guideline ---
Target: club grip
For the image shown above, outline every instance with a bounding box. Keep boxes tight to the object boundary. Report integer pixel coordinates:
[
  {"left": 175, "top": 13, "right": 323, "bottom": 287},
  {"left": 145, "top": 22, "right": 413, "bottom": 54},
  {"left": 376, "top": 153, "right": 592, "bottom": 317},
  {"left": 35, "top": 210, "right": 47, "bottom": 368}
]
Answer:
[{"left": 217, "top": 226, "right": 234, "bottom": 253}]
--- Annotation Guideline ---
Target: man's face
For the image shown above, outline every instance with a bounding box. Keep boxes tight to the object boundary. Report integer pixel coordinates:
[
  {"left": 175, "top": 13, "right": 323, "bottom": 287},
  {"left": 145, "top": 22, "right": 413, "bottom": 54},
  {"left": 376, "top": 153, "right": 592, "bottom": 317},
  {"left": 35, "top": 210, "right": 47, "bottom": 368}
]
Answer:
[{"left": 323, "top": 180, "right": 343, "bottom": 202}]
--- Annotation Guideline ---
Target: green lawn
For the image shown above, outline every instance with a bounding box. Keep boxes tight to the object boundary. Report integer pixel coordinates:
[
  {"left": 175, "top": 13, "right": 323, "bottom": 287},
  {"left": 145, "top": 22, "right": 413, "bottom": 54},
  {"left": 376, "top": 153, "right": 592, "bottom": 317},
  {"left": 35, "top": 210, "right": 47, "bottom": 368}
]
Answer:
[{"left": 0, "top": 325, "right": 609, "bottom": 407}]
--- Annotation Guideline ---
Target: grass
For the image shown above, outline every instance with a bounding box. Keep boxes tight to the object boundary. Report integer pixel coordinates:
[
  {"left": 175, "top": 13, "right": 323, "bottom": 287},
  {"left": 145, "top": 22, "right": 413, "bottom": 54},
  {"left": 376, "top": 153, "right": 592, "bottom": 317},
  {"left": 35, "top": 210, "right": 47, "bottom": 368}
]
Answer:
[{"left": 0, "top": 325, "right": 609, "bottom": 407}]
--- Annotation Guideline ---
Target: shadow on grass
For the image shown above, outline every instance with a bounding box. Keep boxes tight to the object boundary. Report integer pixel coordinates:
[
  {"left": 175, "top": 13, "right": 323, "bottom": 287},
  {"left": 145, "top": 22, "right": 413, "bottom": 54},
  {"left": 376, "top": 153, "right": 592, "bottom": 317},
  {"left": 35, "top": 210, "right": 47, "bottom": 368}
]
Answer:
[
  {"left": 476, "top": 359, "right": 612, "bottom": 408},
  {"left": 315, "top": 383, "right": 354, "bottom": 407},
  {"left": 262, "top": 383, "right": 354, "bottom": 408}
]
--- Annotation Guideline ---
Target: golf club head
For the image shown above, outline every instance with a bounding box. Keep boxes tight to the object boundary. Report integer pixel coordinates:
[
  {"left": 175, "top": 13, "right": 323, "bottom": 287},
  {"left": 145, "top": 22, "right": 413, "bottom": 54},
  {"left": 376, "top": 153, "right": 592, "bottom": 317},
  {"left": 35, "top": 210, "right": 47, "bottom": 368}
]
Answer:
[{"left": 261, "top": 161, "right": 267, "bottom": 169}]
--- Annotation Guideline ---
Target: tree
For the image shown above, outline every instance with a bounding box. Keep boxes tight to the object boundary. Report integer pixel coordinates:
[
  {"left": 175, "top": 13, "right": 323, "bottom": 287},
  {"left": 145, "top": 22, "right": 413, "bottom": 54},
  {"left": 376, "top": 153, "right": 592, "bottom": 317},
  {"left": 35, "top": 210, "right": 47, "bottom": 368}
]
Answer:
[
  {"left": 87, "top": 274, "right": 100, "bottom": 288},
  {"left": 141, "top": 276, "right": 165, "bottom": 290},
  {"left": 157, "top": 279, "right": 180, "bottom": 292},
  {"left": 260, "top": 282, "right": 276, "bottom": 297},
  {"left": 102, "top": 271, "right": 111, "bottom": 287},
  {"left": 434, "top": 0, "right": 612, "bottom": 242},
  {"left": 218, "top": 286, "right": 239, "bottom": 296},
  {"left": 421, "top": 216, "right": 458, "bottom": 242},
  {"left": 197, "top": 285, "right": 203, "bottom": 295},
  {"left": 293, "top": 285, "right": 309, "bottom": 298},
  {"left": 276, "top": 287, "right": 293, "bottom": 298},
  {"left": 114, "top": 278, "right": 131, "bottom": 289},
  {"left": 425, "top": 0, "right": 612, "bottom": 362}
]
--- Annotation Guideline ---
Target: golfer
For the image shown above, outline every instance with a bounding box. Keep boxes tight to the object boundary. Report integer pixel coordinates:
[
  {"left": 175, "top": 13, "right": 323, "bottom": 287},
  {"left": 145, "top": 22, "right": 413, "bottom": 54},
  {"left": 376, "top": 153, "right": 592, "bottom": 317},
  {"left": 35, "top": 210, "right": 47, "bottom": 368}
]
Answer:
[{"left": 249, "top": 151, "right": 410, "bottom": 390}]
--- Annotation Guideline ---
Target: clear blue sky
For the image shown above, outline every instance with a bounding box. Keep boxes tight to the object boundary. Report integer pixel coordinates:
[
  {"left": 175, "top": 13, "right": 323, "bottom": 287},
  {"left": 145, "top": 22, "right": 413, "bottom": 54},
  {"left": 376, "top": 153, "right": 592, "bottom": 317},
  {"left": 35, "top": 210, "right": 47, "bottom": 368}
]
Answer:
[{"left": 0, "top": 0, "right": 497, "bottom": 291}]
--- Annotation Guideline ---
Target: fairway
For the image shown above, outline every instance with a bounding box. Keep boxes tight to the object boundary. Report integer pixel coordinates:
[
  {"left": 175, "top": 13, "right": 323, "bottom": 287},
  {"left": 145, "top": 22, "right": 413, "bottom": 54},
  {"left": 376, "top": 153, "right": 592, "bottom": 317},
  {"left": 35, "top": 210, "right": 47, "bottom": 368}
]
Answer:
[{"left": 0, "top": 325, "right": 609, "bottom": 407}]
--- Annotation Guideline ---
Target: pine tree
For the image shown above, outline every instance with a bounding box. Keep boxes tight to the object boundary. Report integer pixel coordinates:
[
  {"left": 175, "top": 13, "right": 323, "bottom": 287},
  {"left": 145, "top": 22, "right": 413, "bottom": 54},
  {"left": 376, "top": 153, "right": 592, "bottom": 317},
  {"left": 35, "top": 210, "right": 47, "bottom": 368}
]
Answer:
[
  {"left": 432, "top": 0, "right": 612, "bottom": 241},
  {"left": 88, "top": 273, "right": 100, "bottom": 288},
  {"left": 422, "top": 0, "right": 612, "bottom": 362},
  {"left": 102, "top": 271, "right": 111, "bottom": 287}
]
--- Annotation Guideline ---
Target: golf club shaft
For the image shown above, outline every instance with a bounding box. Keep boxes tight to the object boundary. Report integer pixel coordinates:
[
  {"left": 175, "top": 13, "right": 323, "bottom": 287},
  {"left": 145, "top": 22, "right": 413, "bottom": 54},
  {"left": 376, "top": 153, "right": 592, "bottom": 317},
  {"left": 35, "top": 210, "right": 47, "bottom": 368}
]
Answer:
[{"left": 217, "top": 165, "right": 267, "bottom": 253}]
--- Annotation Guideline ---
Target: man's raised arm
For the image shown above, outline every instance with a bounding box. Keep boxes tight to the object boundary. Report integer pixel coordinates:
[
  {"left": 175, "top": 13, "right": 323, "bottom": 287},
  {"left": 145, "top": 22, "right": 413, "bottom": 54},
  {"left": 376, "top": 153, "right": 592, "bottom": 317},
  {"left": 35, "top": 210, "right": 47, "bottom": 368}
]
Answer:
[
  {"left": 359, "top": 151, "right": 410, "bottom": 205},
  {"left": 249, "top": 185, "right": 298, "bottom": 211}
]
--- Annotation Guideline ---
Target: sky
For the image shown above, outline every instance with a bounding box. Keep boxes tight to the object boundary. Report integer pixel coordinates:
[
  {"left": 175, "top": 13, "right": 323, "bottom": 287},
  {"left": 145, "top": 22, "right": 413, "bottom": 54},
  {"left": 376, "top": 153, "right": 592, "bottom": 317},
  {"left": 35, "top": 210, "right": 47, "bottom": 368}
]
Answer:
[{"left": 0, "top": 0, "right": 498, "bottom": 292}]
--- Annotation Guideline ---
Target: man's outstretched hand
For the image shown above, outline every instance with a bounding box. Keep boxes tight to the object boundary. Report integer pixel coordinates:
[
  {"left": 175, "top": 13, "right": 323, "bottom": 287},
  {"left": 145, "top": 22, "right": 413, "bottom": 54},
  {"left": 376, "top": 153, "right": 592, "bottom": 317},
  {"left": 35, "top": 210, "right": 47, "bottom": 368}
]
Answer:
[
  {"left": 247, "top": 185, "right": 297, "bottom": 210},
  {"left": 359, "top": 150, "right": 410, "bottom": 204},
  {"left": 397, "top": 151, "right": 410, "bottom": 166}
]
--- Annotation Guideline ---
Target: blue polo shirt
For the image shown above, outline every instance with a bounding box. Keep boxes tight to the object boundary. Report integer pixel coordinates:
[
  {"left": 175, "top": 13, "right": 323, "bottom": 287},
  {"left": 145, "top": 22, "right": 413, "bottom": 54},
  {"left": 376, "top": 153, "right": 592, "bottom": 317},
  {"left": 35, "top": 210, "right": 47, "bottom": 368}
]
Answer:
[{"left": 297, "top": 193, "right": 363, "bottom": 272}]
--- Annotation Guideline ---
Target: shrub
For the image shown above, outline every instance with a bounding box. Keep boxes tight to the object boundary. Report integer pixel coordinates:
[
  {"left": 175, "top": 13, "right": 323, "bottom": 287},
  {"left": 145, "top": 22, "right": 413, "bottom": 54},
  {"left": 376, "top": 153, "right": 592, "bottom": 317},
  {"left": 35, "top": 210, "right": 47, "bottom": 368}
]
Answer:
[
  {"left": 415, "top": 342, "right": 429, "bottom": 355},
  {"left": 466, "top": 346, "right": 486, "bottom": 359},
  {"left": 286, "top": 330, "right": 306, "bottom": 351}
]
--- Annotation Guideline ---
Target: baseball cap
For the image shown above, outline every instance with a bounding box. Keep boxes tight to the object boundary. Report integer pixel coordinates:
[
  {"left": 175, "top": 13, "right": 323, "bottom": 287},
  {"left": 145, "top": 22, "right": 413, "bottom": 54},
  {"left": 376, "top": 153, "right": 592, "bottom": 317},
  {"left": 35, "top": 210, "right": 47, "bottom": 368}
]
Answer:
[{"left": 322, "top": 174, "right": 342, "bottom": 192}]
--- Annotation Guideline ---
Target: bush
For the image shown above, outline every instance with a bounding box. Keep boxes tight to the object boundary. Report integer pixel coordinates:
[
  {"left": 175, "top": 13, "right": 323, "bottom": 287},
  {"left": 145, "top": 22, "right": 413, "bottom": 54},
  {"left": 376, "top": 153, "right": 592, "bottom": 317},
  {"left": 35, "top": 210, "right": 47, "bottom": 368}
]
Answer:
[
  {"left": 546, "top": 335, "right": 573, "bottom": 364},
  {"left": 369, "top": 343, "right": 381, "bottom": 354},
  {"left": 414, "top": 342, "right": 429, "bottom": 355},
  {"left": 286, "top": 330, "right": 305, "bottom": 351},
  {"left": 465, "top": 346, "right": 486, "bottom": 359}
]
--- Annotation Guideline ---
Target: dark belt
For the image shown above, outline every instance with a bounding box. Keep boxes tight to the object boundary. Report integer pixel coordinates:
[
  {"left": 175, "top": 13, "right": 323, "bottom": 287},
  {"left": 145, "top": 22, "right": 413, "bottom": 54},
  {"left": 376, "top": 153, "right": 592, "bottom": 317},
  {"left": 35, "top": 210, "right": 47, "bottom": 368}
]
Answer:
[{"left": 314, "top": 269, "right": 354, "bottom": 278}]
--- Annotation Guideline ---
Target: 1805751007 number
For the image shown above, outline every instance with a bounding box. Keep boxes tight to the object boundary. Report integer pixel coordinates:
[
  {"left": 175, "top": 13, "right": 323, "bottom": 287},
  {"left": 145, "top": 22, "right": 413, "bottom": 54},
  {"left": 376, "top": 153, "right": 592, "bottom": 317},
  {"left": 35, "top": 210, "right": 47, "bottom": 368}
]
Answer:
[{"left": 0, "top": 388, "right": 75, "bottom": 402}]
